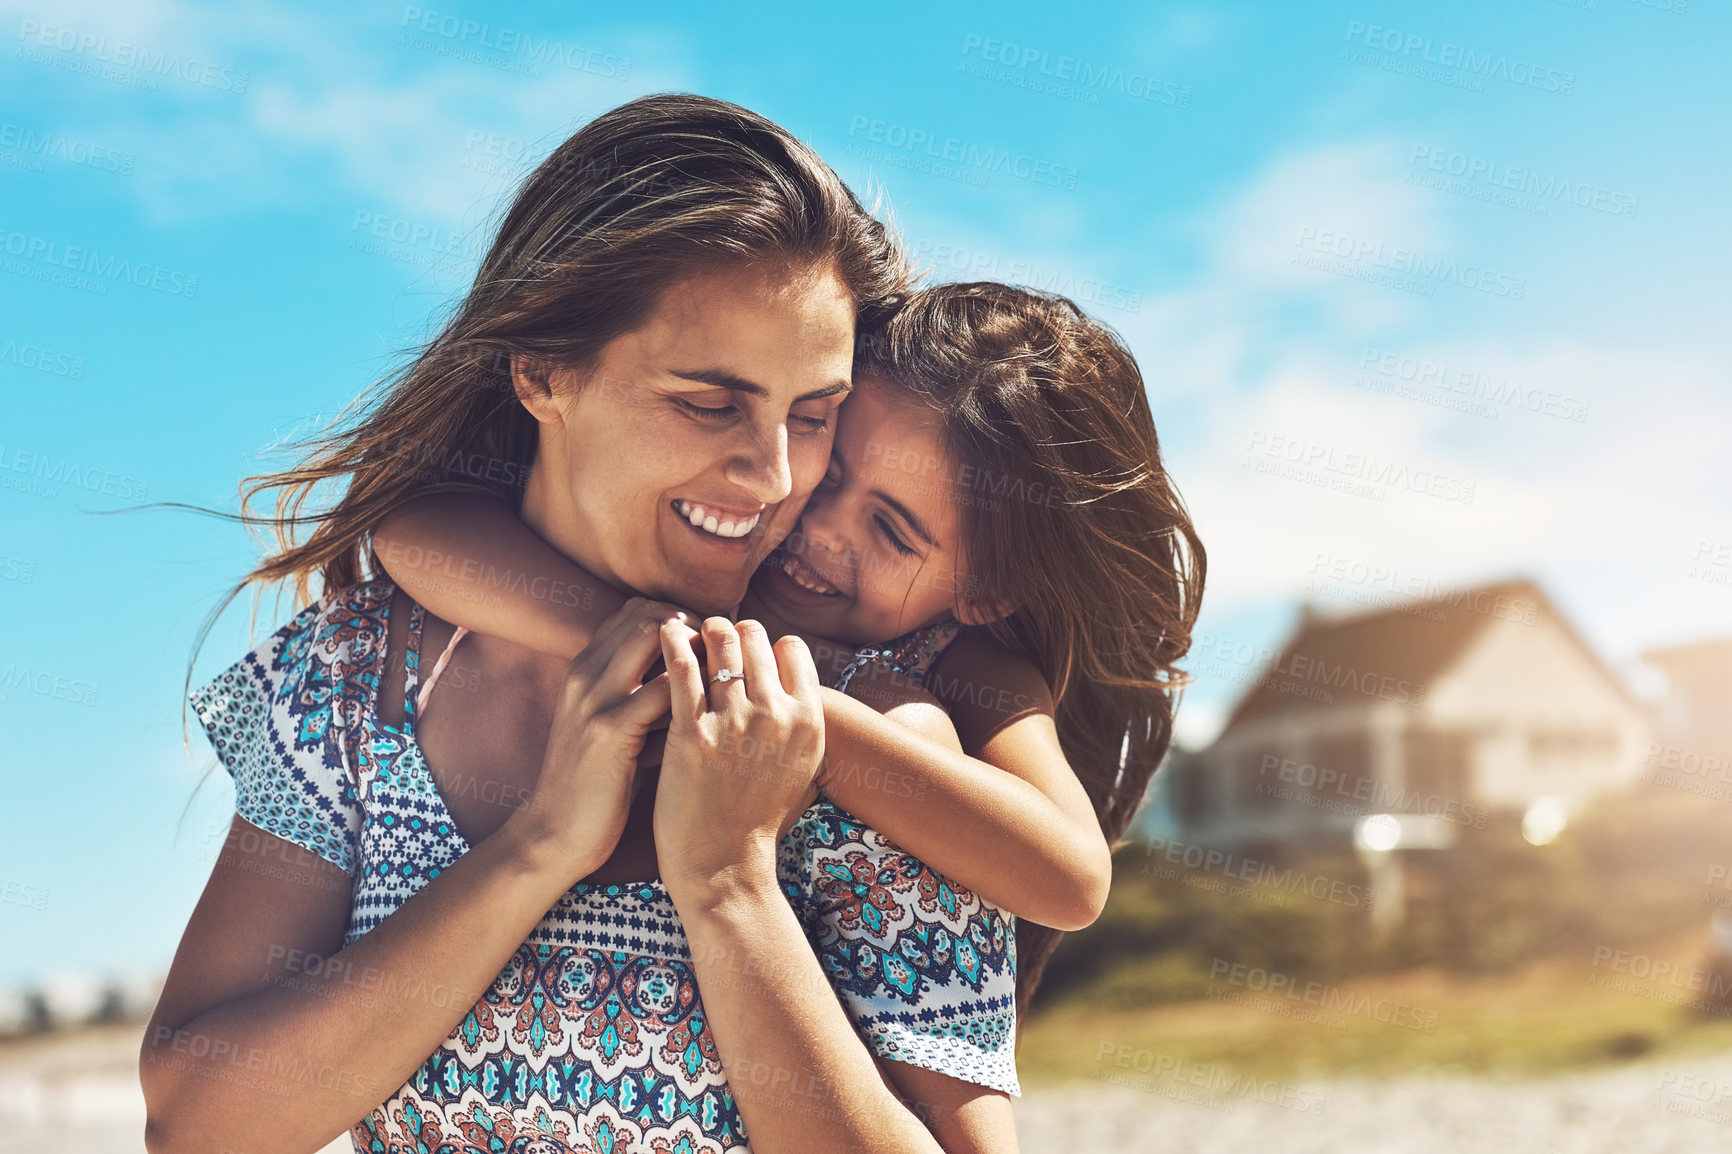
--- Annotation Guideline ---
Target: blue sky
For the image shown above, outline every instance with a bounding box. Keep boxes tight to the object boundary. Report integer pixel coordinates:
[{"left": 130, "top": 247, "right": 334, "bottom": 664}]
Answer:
[{"left": 1, "top": 0, "right": 1727, "bottom": 984}]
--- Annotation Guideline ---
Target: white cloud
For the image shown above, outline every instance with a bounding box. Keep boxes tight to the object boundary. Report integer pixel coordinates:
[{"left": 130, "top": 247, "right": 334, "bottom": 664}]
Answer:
[
  {"left": 1, "top": 0, "right": 692, "bottom": 224},
  {"left": 1108, "top": 139, "right": 1732, "bottom": 744}
]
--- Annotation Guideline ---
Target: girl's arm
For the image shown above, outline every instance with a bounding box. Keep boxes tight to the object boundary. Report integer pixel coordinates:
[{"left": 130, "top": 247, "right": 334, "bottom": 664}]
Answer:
[
  {"left": 375, "top": 493, "right": 1110, "bottom": 930},
  {"left": 815, "top": 637, "right": 1112, "bottom": 932},
  {"left": 372, "top": 492, "right": 635, "bottom": 658}
]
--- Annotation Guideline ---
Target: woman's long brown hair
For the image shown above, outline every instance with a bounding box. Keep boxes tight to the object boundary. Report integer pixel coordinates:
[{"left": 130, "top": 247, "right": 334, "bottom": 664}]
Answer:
[
  {"left": 855, "top": 283, "right": 1206, "bottom": 1020},
  {"left": 226, "top": 93, "right": 908, "bottom": 611}
]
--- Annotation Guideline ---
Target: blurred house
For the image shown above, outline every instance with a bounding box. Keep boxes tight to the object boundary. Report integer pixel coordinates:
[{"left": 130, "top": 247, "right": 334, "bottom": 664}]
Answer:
[
  {"left": 1642, "top": 637, "right": 1732, "bottom": 758},
  {"left": 1156, "top": 579, "right": 1652, "bottom": 852}
]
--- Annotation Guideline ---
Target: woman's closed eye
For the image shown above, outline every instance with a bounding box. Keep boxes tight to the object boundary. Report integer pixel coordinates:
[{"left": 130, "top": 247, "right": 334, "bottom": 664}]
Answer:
[{"left": 675, "top": 396, "right": 830, "bottom": 433}]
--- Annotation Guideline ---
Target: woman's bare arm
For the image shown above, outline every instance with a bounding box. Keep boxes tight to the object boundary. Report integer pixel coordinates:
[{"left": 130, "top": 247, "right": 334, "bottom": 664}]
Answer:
[
  {"left": 143, "top": 815, "right": 583, "bottom": 1153},
  {"left": 655, "top": 618, "right": 1009, "bottom": 1152},
  {"left": 142, "top": 601, "right": 678, "bottom": 1154}
]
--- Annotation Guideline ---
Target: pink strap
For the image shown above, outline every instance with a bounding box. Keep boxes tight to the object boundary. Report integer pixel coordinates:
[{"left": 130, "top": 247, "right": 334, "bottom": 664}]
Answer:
[{"left": 415, "top": 626, "right": 469, "bottom": 717}]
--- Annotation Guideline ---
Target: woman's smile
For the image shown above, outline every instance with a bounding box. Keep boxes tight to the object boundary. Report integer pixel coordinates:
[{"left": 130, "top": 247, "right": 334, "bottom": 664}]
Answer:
[{"left": 672, "top": 498, "right": 764, "bottom": 541}]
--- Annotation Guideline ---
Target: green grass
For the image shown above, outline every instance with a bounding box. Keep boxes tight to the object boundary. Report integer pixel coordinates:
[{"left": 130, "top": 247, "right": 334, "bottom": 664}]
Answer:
[{"left": 1019, "top": 935, "right": 1732, "bottom": 1085}]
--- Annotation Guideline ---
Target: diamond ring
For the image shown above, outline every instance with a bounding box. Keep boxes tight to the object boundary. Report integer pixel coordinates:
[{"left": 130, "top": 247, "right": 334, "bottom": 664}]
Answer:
[{"left": 707, "top": 668, "right": 744, "bottom": 686}]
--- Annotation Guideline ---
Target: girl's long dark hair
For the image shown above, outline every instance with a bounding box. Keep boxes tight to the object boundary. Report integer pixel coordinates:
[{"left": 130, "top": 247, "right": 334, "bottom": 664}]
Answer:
[{"left": 856, "top": 283, "right": 1206, "bottom": 1019}]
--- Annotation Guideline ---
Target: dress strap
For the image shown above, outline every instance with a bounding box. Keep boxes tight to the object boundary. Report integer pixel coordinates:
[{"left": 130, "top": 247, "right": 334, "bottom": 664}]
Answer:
[{"left": 414, "top": 626, "right": 469, "bottom": 720}]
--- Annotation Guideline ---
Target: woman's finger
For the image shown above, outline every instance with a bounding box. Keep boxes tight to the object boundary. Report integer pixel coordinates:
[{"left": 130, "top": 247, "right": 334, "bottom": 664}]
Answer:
[
  {"left": 734, "top": 620, "right": 781, "bottom": 705},
  {"left": 660, "top": 619, "right": 707, "bottom": 724},
  {"left": 699, "top": 616, "right": 745, "bottom": 707}
]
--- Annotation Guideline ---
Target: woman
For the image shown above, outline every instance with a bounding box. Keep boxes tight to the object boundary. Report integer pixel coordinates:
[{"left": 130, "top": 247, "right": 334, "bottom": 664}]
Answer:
[{"left": 142, "top": 96, "right": 1018, "bottom": 1152}]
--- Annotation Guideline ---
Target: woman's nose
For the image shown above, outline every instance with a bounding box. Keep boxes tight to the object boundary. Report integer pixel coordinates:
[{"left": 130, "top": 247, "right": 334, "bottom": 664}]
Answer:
[{"left": 723, "top": 420, "right": 793, "bottom": 505}]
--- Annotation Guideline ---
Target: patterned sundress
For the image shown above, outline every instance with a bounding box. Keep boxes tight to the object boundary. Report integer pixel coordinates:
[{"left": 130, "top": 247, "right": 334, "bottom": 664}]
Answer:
[{"left": 190, "top": 582, "right": 1016, "bottom": 1154}]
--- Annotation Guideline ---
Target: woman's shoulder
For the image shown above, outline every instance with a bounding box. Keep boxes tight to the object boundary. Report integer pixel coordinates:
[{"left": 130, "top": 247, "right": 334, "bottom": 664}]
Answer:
[
  {"left": 189, "top": 579, "right": 400, "bottom": 875},
  {"left": 191, "top": 579, "right": 402, "bottom": 761}
]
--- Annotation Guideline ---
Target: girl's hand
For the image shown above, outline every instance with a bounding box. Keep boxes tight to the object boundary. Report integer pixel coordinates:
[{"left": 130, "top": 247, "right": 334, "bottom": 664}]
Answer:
[
  {"left": 653, "top": 616, "right": 825, "bottom": 901},
  {"left": 505, "top": 598, "right": 683, "bottom": 881}
]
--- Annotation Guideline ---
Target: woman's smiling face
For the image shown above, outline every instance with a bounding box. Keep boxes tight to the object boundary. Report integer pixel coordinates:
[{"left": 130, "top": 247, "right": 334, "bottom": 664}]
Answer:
[
  {"left": 517, "top": 259, "right": 857, "bottom": 617},
  {"left": 755, "top": 371, "right": 977, "bottom": 644}
]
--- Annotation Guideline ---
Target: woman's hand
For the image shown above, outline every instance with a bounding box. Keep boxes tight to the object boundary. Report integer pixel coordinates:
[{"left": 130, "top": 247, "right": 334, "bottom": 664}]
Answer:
[
  {"left": 504, "top": 597, "right": 684, "bottom": 882},
  {"left": 653, "top": 616, "right": 825, "bottom": 901}
]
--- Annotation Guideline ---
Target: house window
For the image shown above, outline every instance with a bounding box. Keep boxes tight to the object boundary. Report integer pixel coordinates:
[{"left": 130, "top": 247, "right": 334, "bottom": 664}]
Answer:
[
  {"left": 1172, "top": 756, "right": 1211, "bottom": 827},
  {"left": 1309, "top": 733, "right": 1373, "bottom": 802},
  {"left": 1237, "top": 751, "right": 1278, "bottom": 811},
  {"left": 1406, "top": 729, "right": 1472, "bottom": 803}
]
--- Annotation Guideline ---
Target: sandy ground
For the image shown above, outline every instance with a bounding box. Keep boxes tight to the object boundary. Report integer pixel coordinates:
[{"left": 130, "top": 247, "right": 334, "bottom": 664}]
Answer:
[{"left": 3, "top": 1023, "right": 1730, "bottom": 1152}]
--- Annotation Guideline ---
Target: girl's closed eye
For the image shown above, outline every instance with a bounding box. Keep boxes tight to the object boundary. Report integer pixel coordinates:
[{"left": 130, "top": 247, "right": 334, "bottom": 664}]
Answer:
[{"left": 874, "top": 515, "right": 917, "bottom": 556}]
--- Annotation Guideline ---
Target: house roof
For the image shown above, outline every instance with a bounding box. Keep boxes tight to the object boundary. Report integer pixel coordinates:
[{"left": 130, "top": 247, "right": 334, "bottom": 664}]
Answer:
[
  {"left": 1642, "top": 637, "right": 1732, "bottom": 676},
  {"left": 1218, "top": 577, "right": 1627, "bottom": 731}
]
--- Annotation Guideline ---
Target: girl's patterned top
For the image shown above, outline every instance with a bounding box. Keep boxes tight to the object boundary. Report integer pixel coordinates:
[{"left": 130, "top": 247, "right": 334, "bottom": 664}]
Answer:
[{"left": 190, "top": 583, "right": 1016, "bottom": 1154}]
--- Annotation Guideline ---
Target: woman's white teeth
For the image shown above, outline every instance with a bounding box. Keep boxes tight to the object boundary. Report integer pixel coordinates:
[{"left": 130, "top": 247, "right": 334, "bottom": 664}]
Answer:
[{"left": 676, "top": 500, "right": 760, "bottom": 539}]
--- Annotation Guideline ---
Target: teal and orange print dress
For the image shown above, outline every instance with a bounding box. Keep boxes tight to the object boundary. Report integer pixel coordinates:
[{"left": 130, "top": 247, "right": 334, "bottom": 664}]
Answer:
[{"left": 191, "top": 582, "right": 1017, "bottom": 1154}]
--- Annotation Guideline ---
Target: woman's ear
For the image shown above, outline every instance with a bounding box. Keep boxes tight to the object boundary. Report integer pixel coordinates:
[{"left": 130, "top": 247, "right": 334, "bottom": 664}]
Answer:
[{"left": 511, "top": 355, "right": 563, "bottom": 425}]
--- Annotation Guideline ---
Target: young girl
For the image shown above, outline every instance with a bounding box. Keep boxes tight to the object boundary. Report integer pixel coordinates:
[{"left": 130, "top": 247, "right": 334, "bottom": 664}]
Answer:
[{"left": 375, "top": 281, "right": 1204, "bottom": 1020}]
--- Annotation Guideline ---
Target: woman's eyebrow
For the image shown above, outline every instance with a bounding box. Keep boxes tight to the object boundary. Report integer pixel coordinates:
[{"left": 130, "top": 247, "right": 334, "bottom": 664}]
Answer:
[{"left": 669, "top": 369, "right": 853, "bottom": 402}]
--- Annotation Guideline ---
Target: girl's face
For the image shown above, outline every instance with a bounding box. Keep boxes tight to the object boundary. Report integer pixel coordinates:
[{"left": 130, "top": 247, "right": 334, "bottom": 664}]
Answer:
[
  {"left": 756, "top": 372, "right": 978, "bottom": 644},
  {"left": 519, "top": 260, "right": 856, "bottom": 617}
]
